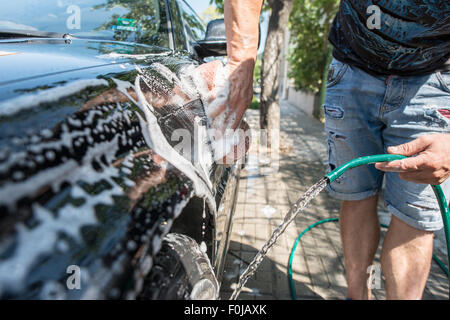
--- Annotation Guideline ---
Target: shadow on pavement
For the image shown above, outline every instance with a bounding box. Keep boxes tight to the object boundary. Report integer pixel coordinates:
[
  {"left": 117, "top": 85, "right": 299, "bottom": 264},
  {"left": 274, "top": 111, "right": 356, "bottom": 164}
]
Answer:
[{"left": 219, "top": 240, "right": 324, "bottom": 300}]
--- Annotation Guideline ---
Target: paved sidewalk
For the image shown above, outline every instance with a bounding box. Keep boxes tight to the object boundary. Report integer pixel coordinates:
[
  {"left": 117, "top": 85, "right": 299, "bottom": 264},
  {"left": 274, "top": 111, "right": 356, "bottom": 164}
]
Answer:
[{"left": 220, "top": 100, "right": 449, "bottom": 300}]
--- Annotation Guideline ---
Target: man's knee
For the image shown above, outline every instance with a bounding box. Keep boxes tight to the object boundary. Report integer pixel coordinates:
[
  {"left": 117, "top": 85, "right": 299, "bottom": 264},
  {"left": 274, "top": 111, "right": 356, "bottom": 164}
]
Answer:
[
  {"left": 340, "top": 194, "right": 379, "bottom": 212},
  {"left": 386, "top": 215, "right": 434, "bottom": 242}
]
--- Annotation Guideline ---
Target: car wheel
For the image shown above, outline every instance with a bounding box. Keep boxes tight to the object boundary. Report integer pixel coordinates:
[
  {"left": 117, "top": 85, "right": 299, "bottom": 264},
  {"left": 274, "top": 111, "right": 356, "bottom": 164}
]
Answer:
[{"left": 137, "top": 233, "right": 219, "bottom": 300}]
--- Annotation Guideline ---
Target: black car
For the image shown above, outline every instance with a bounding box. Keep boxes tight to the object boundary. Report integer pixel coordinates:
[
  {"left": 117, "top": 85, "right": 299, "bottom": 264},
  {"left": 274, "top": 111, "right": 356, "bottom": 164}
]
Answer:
[{"left": 0, "top": 0, "right": 244, "bottom": 300}]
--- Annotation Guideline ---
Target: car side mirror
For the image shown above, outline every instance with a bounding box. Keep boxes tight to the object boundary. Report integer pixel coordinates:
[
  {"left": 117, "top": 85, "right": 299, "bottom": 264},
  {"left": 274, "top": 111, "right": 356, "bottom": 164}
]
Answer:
[
  {"left": 196, "top": 19, "right": 227, "bottom": 58},
  {"left": 195, "top": 18, "right": 261, "bottom": 58}
]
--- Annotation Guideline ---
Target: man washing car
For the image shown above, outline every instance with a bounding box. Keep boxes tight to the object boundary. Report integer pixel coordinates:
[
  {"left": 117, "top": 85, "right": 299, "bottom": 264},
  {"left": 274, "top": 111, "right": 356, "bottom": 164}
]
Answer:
[{"left": 202, "top": 0, "right": 450, "bottom": 299}]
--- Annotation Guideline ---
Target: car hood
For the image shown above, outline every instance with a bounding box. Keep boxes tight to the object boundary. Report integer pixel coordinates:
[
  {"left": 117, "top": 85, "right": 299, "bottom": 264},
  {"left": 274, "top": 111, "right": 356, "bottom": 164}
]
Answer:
[{"left": 0, "top": 38, "right": 170, "bottom": 90}]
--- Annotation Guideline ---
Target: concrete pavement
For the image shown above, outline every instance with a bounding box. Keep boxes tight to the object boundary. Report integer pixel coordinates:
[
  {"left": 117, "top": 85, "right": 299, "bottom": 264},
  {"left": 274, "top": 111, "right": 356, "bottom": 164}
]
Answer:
[{"left": 219, "top": 100, "right": 449, "bottom": 300}]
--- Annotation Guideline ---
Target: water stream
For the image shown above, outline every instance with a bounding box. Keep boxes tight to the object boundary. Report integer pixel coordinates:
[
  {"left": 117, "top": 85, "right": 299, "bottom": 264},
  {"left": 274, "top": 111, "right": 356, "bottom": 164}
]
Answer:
[{"left": 230, "top": 178, "right": 329, "bottom": 300}]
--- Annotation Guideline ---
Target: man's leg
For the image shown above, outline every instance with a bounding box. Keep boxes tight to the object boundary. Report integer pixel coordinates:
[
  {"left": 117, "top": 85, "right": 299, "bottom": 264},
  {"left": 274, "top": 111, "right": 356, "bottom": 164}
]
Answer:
[
  {"left": 381, "top": 215, "right": 433, "bottom": 299},
  {"left": 340, "top": 195, "right": 380, "bottom": 300},
  {"left": 379, "top": 72, "right": 450, "bottom": 299},
  {"left": 323, "top": 59, "right": 387, "bottom": 299}
]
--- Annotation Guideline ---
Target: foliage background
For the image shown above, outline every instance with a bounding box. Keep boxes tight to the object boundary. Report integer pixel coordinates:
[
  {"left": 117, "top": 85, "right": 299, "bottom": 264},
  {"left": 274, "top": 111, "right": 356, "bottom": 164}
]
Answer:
[{"left": 288, "top": 0, "right": 339, "bottom": 93}]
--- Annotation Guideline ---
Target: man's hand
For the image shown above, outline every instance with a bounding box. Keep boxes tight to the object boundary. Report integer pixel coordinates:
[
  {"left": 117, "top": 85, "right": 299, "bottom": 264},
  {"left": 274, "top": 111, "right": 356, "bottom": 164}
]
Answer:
[
  {"left": 197, "top": 59, "right": 255, "bottom": 130},
  {"left": 197, "top": 0, "right": 263, "bottom": 131},
  {"left": 375, "top": 134, "right": 450, "bottom": 185}
]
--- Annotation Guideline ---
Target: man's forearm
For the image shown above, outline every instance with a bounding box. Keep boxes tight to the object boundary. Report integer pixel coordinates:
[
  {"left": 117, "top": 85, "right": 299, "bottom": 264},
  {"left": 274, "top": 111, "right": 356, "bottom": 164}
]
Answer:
[
  {"left": 224, "top": 0, "right": 263, "bottom": 67},
  {"left": 195, "top": 0, "right": 263, "bottom": 132}
]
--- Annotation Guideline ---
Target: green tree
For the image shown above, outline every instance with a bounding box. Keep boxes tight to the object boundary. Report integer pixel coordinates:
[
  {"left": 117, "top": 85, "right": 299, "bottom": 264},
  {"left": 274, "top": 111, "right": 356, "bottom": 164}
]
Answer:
[
  {"left": 288, "top": 0, "right": 339, "bottom": 118},
  {"left": 209, "top": 0, "right": 225, "bottom": 13},
  {"left": 259, "top": 0, "right": 293, "bottom": 145},
  {"left": 201, "top": 5, "right": 223, "bottom": 22},
  {"left": 253, "top": 57, "right": 262, "bottom": 88}
]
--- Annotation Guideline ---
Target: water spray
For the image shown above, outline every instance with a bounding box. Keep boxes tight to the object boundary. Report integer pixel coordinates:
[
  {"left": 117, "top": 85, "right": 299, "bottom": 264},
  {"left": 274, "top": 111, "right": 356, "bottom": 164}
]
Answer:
[{"left": 230, "top": 154, "right": 450, "bottom": 300}]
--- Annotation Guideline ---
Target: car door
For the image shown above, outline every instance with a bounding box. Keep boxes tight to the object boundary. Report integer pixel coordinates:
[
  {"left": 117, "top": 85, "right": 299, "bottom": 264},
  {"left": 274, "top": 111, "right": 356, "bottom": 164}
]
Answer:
[{"left": 165, "top": 1, "right": 243, "bottom": 284}]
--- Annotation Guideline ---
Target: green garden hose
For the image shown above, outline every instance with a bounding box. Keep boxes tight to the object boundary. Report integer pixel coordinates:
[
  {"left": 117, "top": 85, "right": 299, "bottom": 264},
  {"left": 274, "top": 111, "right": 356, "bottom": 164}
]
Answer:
[{"left": 288, "top": 154, "right": 450, "bottom": 300}]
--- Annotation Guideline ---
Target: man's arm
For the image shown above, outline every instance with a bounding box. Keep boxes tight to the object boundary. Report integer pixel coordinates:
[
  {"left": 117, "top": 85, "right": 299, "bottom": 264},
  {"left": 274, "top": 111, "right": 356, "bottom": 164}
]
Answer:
[
  {"left": 224, "top": 0, "right": 263, "bottom": 129},
  {"left": 225, "top": 0, "right": 262, "bottom": 67},
  {"left": 375, "top": 133, "right": 450, "bottom": 185}
]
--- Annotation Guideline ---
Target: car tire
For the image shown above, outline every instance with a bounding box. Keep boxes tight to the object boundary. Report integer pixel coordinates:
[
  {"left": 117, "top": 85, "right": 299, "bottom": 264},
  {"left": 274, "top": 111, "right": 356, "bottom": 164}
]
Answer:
[{"left": 137, "top": 233, "right": 219, "bottom": 300}]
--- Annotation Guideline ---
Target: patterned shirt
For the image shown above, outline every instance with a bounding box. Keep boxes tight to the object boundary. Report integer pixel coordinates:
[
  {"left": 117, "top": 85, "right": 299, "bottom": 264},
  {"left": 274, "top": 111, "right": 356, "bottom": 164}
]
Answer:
[{"left": 328, "top": 0, "right": 450, "bottom": 76}]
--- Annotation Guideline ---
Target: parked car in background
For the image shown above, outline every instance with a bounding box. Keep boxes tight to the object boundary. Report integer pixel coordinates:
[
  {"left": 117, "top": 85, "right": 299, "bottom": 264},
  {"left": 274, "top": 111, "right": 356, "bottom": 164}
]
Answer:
[{"left": 0, "top": 0, "right": 242, "bottom": 300}]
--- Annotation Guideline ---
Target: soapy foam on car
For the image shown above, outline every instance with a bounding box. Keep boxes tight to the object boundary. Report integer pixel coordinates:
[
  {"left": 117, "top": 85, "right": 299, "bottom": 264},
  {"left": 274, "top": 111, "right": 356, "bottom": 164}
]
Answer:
[
  {"left": 122, "top": 61, "right": 247, "bottom": 213},
  {"left": 0, "top": 72, "right": 204, "bottom": 297},
  {"left": 114, "top": 73, "right": 217, "bottom": 212},
  {"left": 0, "top": 62, "right": 241, "bottom": 295},
  {"left": 152, "top": 62, "right": 243, "bottom": 164},
  {"left": 188, "top": 62, "right": 243, "bottom": 162},
  {"left": 0, "top": 79, "right": 108, "bottom": 117}
]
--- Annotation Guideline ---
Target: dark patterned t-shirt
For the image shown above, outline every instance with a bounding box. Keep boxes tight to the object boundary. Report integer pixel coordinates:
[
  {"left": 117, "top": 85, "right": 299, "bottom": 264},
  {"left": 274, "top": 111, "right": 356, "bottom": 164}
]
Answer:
[{"left": 329, "top": 0, "right": 450, "bottom": 76}]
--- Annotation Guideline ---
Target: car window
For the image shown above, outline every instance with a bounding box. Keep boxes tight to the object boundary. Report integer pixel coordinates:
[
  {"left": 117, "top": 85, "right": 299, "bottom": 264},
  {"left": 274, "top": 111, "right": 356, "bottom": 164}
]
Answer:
[
  {"left": 176, "top": 0, "right": 205, "bottom": 42},
  {"left": 0, "top": 0, "right": 170, "bottom": 49},
  {"left": 168, "top": 0, "right": 186, "bottom": 51}
]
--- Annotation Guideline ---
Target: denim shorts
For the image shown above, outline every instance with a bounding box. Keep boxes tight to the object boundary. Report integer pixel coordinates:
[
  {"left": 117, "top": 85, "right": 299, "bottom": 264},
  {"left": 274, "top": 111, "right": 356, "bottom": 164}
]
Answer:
[{"left": 324, "top": 58, "right": 450, "bottom": 231}]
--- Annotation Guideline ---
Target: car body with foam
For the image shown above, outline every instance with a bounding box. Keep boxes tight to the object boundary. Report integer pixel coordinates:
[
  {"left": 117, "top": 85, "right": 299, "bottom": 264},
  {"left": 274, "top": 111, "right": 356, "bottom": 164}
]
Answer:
[{"left": 0, "top": 0, "right": 243, "bottom": 299}]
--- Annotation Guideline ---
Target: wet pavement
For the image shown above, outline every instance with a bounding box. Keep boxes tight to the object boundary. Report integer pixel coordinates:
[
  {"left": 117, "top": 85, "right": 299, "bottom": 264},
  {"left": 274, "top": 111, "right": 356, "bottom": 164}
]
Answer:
[{"left": 219, "top": 100, "right": 449, "bottom": 300}]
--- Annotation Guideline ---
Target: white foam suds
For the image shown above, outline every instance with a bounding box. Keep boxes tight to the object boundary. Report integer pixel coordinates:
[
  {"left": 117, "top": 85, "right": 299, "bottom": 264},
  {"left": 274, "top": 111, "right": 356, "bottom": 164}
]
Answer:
[
  {"left": 0, "top": 59, "right": 251, "bottom": 297},
  {"left": 210, "top": 128, "right": 242, "bottom": 161},
  {"left": 173, "top": 195, "right": 193, "bottom": 219},
  {"left": 200, "top": 241, "right": 207, "bottom": 253},
  {"left": 237, "top": 230, "right": 245, "bottom": 237},
  {"left": 96, "top": 51, "right": 170, "bottom": 61},
  {"left": 0, "top": 131, "right": 122, "bottom": 209},
  {"left": 193, "top": 116, "right": 214, "bottom": 178},
  {"left": 190, "top": 62, "right": 231, "bottom": 126},
  {"left": 118, "top": 74, "right": 216, "bottom": 212},
  {"left": 0, "top": 201, "right": 97, "bottom": 294},
  {"left": 0, "top": 79, "right": 108, "bottom": 117},
  {"left": 230, "top": 283, "right": 260, "bottom": 294},
  {"left": 186, "top": 62, "right": 247, "bottom": 163},
  {"left": 261, "top": 205, "right": 276, "bottom": 219},
  {"left": 149, "top": 61, "right": 247, "bottom": 165},
  {"left": 0, "top": 144, "right": 128, "bottom": 296},
  {"left": 151, "top": 63, "right": 197, "bottom": 100}
]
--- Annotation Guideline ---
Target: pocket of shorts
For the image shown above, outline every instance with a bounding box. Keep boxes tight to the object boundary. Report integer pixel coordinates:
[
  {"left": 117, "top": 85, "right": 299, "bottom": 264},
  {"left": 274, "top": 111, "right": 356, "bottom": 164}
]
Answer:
[
  {"left": 435, "top": 71, "right": 450, "bottom": 93},
  {"left": 326, "top": 59, "right": 349, "bottom": 88}
]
